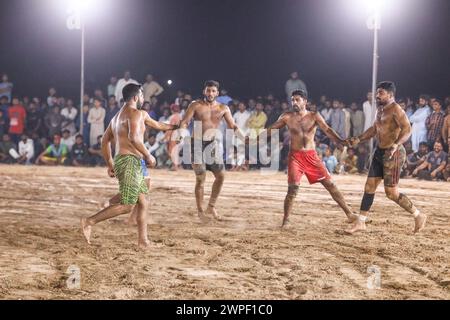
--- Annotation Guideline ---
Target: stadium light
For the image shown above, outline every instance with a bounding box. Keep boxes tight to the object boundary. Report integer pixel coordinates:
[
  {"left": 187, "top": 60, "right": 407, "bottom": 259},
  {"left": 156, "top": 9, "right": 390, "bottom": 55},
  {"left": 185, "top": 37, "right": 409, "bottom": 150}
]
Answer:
[{"left": 167, "top": 80, "right": 173, "bottom": 86}]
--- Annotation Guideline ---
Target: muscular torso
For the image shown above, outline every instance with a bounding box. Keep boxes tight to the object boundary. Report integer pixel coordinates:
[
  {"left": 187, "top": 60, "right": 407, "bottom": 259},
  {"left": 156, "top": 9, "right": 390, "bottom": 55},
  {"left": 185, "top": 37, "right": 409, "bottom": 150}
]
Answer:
[
  {"left": 374, "top": 103, "right": 402, "bottom": 149},
  {"left": 191, "top": 100, "right": 227, "bottom": 140},
  {"left": 110, "top": 106, "right": 146, "bottom": 157},
  {"left": 284, "top": 111, "right": 318, "bottom": 152}
]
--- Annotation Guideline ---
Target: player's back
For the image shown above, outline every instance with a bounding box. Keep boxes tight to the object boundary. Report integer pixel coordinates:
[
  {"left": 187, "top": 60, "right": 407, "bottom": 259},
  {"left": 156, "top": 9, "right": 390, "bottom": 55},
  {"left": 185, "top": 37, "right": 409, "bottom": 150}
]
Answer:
[{"left": 110, "top": 106, "right": 143, "bottom": 157}]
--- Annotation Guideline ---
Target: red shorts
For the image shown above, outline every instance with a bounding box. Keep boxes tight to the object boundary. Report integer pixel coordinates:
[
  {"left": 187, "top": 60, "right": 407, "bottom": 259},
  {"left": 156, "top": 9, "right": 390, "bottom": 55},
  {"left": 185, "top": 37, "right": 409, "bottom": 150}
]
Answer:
[{"left": 288, "top": 150, "right": 331, "bottom": 185}]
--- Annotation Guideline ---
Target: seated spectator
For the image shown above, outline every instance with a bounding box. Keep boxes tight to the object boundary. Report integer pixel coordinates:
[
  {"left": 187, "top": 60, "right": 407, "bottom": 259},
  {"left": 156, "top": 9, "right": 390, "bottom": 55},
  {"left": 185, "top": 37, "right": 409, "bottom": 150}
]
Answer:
[
  {"left": 17, "top": 133, "right": 34, "bottom": 165},
  {"left": 344, "top": 148, "right": 359, "bottom": 174},
  {"left": 0, "top": 134, "right": 18, "bottom": 163},
  {"left": 145, "top": 135, "right": 160, "bottom": 157},
  {"left": 35, "top": 134, "right": 68, "bottom": 166},
  {"left": 333, "top": 144, "right": 348, "bottom": 174},
  {"left": 61, "top": 129, "right": 76, "bottom": 152},
  {"left": 356, "top": 144, "right": 368, "bottom": 173},
  {"left": 89, "top": 135, "right": 105, "bottom": 166},
  {"left": 0, "top": 109, "right": 7, "bottom": 137},
  {"left": 70, "top": 134, "right": 90, "bottom": 166},
  {"left": 444, "top": 137, "right": 450, "bottom": 181},
  {"left": 413, "top": 141, "right": 447, "bottom": 181},
  {"left": 322, "top": 147, "right": 338, "bottom": 174},
  {"left": 405, "top": 142, "right": 429, "bottom": 177}
]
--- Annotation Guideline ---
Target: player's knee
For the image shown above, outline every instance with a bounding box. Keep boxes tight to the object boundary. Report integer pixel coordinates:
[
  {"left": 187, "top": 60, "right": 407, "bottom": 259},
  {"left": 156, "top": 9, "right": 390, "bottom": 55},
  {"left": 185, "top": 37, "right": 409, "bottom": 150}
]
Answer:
[
  {"left": 287, "top": 185, "right": 299, "bottom": 198},
  {"left": 385, "top": 190, "right": 398, "bottom": 201},
  {"left": 195, "top": 173, "right": 206, "bottom": 186},
  {"left": 214, "top": 172, "right": 225, "bottom": 183},
  {"left": 364, "top": 182, "right": 377, "bottom": 193}
]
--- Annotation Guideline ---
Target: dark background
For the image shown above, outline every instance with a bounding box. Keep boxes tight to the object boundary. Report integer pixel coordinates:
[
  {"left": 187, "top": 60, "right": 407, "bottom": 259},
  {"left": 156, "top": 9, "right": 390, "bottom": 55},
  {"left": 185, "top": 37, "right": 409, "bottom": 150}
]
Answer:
[{"left": 1, "top": 0, "right": 449, "bottom": 102}]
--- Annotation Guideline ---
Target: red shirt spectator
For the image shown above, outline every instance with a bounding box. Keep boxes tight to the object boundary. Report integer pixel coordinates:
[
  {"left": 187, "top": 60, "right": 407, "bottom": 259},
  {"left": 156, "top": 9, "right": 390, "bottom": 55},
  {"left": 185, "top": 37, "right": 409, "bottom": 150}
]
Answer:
[{"left": 8, "top": 97, "right": 26, "bottom": 135}]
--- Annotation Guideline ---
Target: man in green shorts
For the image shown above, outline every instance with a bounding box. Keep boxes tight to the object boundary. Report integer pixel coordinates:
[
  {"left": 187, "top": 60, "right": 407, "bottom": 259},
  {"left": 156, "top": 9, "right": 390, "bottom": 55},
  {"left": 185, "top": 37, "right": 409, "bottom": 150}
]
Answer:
[{"left": 81, "top": 84, "right": 155, "bottom": 249}]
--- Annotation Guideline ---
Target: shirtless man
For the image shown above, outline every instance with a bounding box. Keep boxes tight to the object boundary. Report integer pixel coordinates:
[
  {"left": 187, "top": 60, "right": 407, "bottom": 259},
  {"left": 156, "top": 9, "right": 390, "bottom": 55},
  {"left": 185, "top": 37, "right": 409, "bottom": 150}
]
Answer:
[
  {"left": 267, "top": 89, "right": 357, "bottom": 228},
  {"left": 267, "top": 90, "right": 356, "bottom": 228},
  {"left": 105, "top": 110, "right": 178, "bottom": 225},
  {"left": 345, "top": 81, "right": 427, "bottom": 234},
  {"left": 80, "top": 84, "right": 155, "bottom": 249},
  {"left": 178, "top": 80, "right": 245, "bottom": 222}
]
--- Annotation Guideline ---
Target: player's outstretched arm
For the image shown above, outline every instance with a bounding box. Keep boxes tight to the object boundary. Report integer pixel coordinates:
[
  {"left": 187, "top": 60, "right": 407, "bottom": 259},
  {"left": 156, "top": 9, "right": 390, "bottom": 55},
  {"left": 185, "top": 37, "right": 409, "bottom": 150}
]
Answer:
[
  {"left": 142, "top": 111, "right": 178, "bottom": 131},
  {"left": 315, "top": 112, "right": 345, "bottom": 145}
]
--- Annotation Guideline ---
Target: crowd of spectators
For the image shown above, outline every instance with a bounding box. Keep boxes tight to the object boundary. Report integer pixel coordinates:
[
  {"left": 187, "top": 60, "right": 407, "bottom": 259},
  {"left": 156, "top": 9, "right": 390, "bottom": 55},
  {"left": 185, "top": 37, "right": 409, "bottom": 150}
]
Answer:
[{"left": 1, "top": 70, "right": 449, "bottom": 182}]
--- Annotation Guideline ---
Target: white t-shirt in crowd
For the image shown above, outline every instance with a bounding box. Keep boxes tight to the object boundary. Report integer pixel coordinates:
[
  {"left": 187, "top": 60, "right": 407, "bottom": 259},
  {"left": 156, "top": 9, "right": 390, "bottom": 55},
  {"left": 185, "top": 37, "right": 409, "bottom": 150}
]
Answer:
[
  {"left": 115, "top": 78, "right": 139, "bottom": 103},
  {"left": 18, "top": 139, "right": 34, "bottom": 160},
  {"left": 233, "top": 110, "right": 251, "bottom": 135}
]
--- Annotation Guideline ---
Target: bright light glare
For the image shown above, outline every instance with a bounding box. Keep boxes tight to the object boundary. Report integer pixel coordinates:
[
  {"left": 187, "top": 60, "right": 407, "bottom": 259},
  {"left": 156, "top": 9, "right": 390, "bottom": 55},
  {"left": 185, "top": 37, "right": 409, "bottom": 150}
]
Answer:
[
  {"left": 69, "top": 0, "right": 94, "bottom": 11},
  {"left": 365, "top": 0, "right": 384, "bottom": 12},
  {"left": 167, "top": 80, "right": 173, "bottom": 85}
]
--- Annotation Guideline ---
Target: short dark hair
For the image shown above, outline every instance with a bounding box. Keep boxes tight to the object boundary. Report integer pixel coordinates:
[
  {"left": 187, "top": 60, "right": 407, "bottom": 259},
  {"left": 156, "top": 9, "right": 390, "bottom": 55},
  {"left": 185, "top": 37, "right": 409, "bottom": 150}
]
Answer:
[
  {"left": 75, "top": 134, "right": 83, "bottom": 140},
  {"left": 122, "top": 83, "right": 142, "bottom": 102},
  {"left": 419, "top": 142, "right": 429, "bottom": 148},
  {"left": 432, "top": 99, "right": 442, "bottom": 106},
  {"left": 376, "top": 81, "right": 396, "bottom": 95},
  {"left": 204, "top": 80, "right": 220, "bottom": 90},
  {"left": 62, "top": 129, "right": 70, "bottom": 134},
  {"left": 291, "top": 89, "right": 308, "bottom": 100},
  {"left": 93, "top": 97, "right": 103, "bottom": 103},
  {"left": 434, "top": 140, "right": 443, "bottom": 146},
  {"left": 419, "top": 94, "right": 430, "bottom": 101}
]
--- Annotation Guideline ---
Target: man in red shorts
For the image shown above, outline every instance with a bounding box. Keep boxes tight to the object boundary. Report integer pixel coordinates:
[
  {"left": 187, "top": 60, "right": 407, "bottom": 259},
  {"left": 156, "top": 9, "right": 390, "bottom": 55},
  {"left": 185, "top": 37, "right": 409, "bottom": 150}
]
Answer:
[{"left": 267, "top": 89, "right": 356, "bottom": 228}]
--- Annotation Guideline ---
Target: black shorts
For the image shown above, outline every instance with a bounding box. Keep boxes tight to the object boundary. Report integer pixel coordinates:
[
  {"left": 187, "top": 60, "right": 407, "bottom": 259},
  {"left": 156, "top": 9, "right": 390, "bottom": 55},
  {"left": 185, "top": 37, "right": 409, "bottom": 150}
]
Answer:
[
  {"left": 368, "top": 145, "right": 406, "bottom": 187},
  {"left": 190, "top": 138, "right": 224, "bottom": 173}
]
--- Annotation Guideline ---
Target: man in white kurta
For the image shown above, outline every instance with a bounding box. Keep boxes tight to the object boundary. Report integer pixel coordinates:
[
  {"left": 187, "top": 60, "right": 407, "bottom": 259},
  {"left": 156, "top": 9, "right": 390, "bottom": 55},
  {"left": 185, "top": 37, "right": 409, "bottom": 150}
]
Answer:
[
  {"left": 114, "top": 71, "right": 139, "bottom": 103},
  {"left": 87, "top": 98, "right": 106, "bottom": 146},
  {"left": 410, "top": 105, "right": 431, "bottom": 152},
  {"left": 363, "top": 92, "right": 377, "bottom": 131}
]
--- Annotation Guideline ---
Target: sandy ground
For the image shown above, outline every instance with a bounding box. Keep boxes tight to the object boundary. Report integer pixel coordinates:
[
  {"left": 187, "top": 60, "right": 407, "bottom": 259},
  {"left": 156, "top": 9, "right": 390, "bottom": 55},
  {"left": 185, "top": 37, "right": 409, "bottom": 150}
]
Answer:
[{"left": 0, "top": 164, "right": 449, "bottom": 300}]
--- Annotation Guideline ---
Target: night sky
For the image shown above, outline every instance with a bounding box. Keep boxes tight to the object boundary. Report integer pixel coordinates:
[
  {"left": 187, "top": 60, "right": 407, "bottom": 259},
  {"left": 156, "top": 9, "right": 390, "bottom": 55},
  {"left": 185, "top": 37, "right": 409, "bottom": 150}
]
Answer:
[{"left": 1, "top": 0, "right": 449, "bottom": 103}]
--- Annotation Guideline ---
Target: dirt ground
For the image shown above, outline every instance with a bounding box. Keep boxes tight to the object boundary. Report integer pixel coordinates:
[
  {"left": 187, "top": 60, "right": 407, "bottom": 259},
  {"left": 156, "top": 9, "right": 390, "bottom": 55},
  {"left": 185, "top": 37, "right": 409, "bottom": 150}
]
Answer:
[{"left": 0, "top": 165, "right": 449, "bottom": 300}]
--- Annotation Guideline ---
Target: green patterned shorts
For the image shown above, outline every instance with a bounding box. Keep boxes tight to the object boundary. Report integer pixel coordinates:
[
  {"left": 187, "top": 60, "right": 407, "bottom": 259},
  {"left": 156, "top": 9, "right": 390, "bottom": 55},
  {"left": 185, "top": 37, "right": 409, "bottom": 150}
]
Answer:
[{"left": 114, "top": 154, "right": 148, "bottom": 205}]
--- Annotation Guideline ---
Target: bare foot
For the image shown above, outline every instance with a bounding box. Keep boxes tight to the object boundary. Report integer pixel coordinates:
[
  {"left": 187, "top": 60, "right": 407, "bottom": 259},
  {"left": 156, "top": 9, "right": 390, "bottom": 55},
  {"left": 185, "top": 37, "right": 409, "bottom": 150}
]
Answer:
[
  {"left": 138, "top": 239, "right": 151, "bottom": 250},
  {"left": 206, "top": 205, "right": 222, "bottom": 221},
  {"left": 414, "top": 212, "right": 427, "bottom": 234},
  {"left": 345, "top": 219, "right": 366, "bottom": 234},
  {"left": 80, "top": 218, "right": 92, "bottom": 244},
  {"left": 198, "top": 211, "right": 210, "bottom": 223},
  {"left": 281, "top": 218, "right": 291, "bottom": 229},
  {"left": 346, "top": 213, "right": 358, "bottom": 224}
]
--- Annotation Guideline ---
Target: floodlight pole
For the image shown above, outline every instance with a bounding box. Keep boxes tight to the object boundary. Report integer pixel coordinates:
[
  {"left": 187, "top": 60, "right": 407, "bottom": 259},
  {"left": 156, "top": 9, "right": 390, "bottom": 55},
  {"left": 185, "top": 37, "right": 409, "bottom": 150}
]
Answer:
[
  {"left": 80, "top": 17, "right": 85, "bottom": 134},
  {"left": 369, "top": 8, "right": 380, "bottom": 156}
]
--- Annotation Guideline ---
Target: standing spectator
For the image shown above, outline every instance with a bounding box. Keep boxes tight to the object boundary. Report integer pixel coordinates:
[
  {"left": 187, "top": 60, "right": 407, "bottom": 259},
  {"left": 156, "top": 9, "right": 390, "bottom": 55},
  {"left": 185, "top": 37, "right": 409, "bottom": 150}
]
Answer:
[
  {"left": 104, "top": 95, "right": 119, "bottom": 128},
  {"left": 0, "top": 134, "right": 18, "bottom": 163},
  {"left": 265, "top": 103, "right": 279, "bottom": 127},
  {"left": 217, "top": 89, "right": 233, "bottom": 105},
  {"left": 70, "top": 134, "right": 90, "bottom": 166},
  {"left": 233, "top": 102, "right": 251, "bottom": 136},
  {"left": 363, "top": 91, "right": 376, "bottom": 132},
  {"left": 142, "top": 74, "right": 164, "bottom": 102},
  {"left": 342, "top": 102, "right": 351, "bottom": 139},
  {"left": 17, "top": 133, "right": 34, "bottom": 165},
  {"left": 47, "top": 87, "right": 57, "bottom": 107},
  {"left": 114, "top": 70, "right": 138, "bottom": 103},
  {"left": 61, "top": 129, "right": 76, "bottom": 152},
  {"left": 0, "top": 96, "right": 9, "bottom": 122},
  {"left": 61, "top": 99, "right": 78, "bottom": 135},
  {"left": 35, "top": 134, "right": 68, "bottom": 165},
  {"left": 285, "top": 71, "right": 307, "bottom": 99},
  {"left": 158, "top": 108, "right": 170, "bottom": 123},
  {"left": 442, "top": 104, "right": 450, "bottom": 147},
  {"left": 425, "top": 99, "right": 445, "bottom": 148},
  {"left": 350, "top": 102, "right": 364, "bottom": 137},
  {"left": 45, "top": 106, "right": 63, "bottom": 138},
  {"left": 413, "top": 141, "right": 447, "bottom": 180},
  {"left": 247, "top": 102, "right": 267, "bottom": 139},
  {"left": 443, "top": 137, "right": 450, "bottom": 181},
  {"left": 107, "top": 76, "right": 118, "bottom": 97},
  {"left": 0, "top": 109, "right": 7, "bottom": 137},
  {"left": 0, "top": 74, "right": 13, "bottom": 102},
  {"left": 93, "top": 89, "right": 106, "bottom": 108},
  {"left": 329, "top": 99, "right": 345, "bottom": 140},
  {"left": 322, "top": 146, "right": 338, "bottom": 174},
  {"left": 81, "top": 104, "right": 90, "bottom": 146},
  {"left": 88, "top": 135, "right": 105, "bottom": 166},
  {"left": 8, "top": 97, "right": 26, "bottom": 144},
  {"left": 410, "top": 95, "right": 431, "bottom": 152},
  {"left": 88, "top": 97, "right": 106, "bottom": 146},
  {"left": 320, "top": 100, "right": 332, "bottom": 123},
  {"left": 26, "top": 102, "right": 43, "bottom": 137}
]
